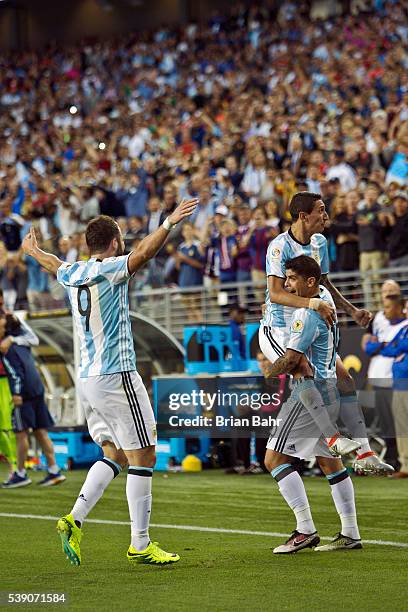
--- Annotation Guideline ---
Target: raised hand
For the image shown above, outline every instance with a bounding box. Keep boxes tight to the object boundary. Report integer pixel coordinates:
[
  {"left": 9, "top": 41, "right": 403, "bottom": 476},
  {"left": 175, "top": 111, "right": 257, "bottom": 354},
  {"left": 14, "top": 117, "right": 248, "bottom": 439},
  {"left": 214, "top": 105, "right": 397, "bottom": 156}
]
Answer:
[
  {"left": 168, "top": 198, "right": 199, "bottom": 225},
  {"left": 21, "top": 227, "right": 39, "bottom": 257}
]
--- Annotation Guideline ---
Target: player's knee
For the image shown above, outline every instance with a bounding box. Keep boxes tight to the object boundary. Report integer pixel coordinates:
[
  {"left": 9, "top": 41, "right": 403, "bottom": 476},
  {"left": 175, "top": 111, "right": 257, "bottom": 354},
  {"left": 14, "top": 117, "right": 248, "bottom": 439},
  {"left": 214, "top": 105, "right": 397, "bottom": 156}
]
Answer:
[
  {"left": 124, "top": 445, "right": 156, "bottom": 468},
  {"left": 316, "top": 456, "right": 344, "bottom": 475},
  {"left": 144, "top": 446, "right": 156, "bottom": 468}
]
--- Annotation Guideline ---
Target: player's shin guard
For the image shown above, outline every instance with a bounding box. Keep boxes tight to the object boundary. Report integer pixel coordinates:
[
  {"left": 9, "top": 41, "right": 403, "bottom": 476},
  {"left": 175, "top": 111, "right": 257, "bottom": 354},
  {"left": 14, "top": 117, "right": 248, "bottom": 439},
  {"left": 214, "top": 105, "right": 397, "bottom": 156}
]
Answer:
[
  {"left": 71, "top": 458, "right": 122, "bottom": 525},
  {"left": 339, "top": 392, "right": 371, "bottom": 454},
  {"left": 296, "top": 379, "right": 338, "bottom": 440},
  {"left": 326, "top": 468, "right": 360, "bottom": 540},
  {"left": 271, "top": 463, "right": 316, "bottom": 535},
  {"left": 126, "top": 466, "right": 153, "bottom": 551}
]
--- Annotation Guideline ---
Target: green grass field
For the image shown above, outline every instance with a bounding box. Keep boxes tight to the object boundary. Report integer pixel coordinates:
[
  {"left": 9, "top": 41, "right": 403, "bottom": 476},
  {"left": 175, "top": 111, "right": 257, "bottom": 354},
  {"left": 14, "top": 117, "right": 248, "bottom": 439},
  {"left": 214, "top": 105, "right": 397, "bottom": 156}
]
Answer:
[{"left": 1, "top": 466, "right": 407, "bottom": 612}]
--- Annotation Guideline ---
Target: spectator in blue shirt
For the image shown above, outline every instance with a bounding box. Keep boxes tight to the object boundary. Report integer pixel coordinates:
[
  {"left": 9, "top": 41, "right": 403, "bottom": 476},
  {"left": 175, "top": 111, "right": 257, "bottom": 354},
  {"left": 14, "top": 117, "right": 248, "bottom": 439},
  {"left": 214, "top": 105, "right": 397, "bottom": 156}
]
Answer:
[
  {"left": 378, "top": 318, "right": 408, "bottom": 478},
  {"left": 214, "top": 219, "right": 238, "bottom": 283},
  {"left": 24, "top": 229, "right": 52, "bottom": 311},
  {"left": 228, "top": 304, "right": 246, "bottom": 359},
  {"left": 176, "top": 222, "right": 205, "bottom": 323},
  {"left": 0, "top": 196, "right": 24, "bottom": 252}
]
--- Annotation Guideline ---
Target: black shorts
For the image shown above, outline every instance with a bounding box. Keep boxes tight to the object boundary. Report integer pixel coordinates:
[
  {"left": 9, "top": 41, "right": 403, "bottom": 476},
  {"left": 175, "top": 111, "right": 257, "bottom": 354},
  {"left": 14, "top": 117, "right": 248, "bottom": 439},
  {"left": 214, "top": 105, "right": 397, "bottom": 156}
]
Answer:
[{"left": 12, "top": 396, "right": 54, "bottom": 433}]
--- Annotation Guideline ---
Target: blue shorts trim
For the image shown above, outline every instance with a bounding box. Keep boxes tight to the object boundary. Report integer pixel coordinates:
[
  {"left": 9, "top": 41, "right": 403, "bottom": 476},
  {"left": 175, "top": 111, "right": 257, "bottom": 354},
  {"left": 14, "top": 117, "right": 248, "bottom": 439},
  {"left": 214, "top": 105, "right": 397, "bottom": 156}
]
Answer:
[{"left": 12, "top": 396, "right": 54, "bottom": 432}]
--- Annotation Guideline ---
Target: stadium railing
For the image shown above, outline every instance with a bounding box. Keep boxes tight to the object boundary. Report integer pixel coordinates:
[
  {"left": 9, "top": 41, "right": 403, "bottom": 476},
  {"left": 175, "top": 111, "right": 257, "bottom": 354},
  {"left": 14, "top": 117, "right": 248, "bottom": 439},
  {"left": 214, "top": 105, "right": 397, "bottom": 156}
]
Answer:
[{"left": 129, "top": 266, "right": 408, "bottom": 339}]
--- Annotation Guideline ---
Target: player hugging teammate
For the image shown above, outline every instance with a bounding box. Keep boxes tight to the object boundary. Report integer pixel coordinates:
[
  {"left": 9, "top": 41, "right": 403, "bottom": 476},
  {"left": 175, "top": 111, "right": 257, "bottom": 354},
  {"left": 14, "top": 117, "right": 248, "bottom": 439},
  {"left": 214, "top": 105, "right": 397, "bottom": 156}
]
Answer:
[{"left": 259, "top": 192, "right": 394, "bottom": 554}]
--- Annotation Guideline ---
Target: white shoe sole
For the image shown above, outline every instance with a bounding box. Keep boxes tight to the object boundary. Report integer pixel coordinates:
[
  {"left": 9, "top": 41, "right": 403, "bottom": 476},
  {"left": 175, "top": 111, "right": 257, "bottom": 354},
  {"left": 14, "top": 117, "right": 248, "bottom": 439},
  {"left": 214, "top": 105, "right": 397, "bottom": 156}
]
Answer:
[
  {"left": 315, "top": 542, "right": 363, "bottom": 551},
  {"left": 1, "top": 479, "right": 32, "bottom": 489},
  {"left": 38, "top": 475, "right": 66, "bottom": 487}
]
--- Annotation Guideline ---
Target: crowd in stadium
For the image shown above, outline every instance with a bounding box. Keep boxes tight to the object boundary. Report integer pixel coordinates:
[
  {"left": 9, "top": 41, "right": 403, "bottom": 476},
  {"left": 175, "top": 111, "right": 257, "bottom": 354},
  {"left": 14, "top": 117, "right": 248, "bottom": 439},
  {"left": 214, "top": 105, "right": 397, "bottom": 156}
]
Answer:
[{"left": 0, "top": 0, "right": 407, "bottom": 311}]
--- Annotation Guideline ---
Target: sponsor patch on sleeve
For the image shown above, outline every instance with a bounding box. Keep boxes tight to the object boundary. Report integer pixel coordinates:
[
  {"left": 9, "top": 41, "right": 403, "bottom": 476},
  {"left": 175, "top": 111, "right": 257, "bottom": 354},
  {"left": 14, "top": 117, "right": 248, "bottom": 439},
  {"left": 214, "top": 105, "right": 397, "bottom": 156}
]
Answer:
[{"left": 291, "top": 319, "right": 304, "bottom": 333}]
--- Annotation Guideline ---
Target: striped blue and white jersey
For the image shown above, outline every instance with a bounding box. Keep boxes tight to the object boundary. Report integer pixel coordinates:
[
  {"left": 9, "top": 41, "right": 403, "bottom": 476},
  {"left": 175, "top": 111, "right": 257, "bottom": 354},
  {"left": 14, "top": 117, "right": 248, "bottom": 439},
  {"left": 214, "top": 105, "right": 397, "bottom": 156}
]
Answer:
[
  {"left": 57, "top": 256, "right": 135, "bottom": 378},
  {"left": 287, "top": 298, "right": 339, "bottom": 381},
  {"left": 263, "top": 230, "right": 329, "bottom": 328}
]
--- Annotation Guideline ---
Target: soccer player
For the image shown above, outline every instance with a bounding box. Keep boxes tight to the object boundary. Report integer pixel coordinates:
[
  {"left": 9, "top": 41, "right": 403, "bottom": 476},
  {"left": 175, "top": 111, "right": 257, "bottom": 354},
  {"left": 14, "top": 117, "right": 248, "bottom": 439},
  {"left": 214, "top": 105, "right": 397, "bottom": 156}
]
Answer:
[
  {"left": 21, "top": 198, "right": 198, "bottom": 566},
  {"left": 260, "top": 191, "right": 393, "bottom": 475},
  {"left": 264, "top": 256, "right": 362, "bottom": 553}
]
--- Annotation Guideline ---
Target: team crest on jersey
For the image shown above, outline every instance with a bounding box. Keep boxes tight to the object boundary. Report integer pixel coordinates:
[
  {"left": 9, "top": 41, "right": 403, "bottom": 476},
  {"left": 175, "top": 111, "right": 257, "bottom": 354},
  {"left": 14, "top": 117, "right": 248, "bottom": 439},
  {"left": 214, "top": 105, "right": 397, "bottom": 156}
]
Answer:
[
  {"left": 292, "top": 319, "right": 303, "bottom": 333},
  {"left": 272, "top": 248, "right": 281, "bottom": 258}
]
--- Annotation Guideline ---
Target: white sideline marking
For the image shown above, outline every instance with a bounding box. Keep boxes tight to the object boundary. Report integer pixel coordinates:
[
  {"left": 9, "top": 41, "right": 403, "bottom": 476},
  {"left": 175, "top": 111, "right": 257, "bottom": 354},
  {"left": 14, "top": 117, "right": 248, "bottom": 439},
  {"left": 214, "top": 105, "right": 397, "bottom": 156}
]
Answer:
[{"left": 0, "top": 512, "right": 407, "bottom": 549}]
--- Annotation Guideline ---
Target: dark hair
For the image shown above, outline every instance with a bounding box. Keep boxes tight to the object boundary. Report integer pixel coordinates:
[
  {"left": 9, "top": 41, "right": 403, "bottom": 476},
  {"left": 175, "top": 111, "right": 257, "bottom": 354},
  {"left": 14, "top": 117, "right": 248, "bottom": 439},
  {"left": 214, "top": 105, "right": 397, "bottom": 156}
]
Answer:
[
  {"left": 285, "top": 255, "right": 321, "bottom": 284},
  {"left": 289, "top": 192, "right": 321, "bottom": 220},
  {"left": 5, "top": 313, "right": 21, "bottom": 336},
  {"left": 85, "top": 215, "right": 120, "bottom": 253}
]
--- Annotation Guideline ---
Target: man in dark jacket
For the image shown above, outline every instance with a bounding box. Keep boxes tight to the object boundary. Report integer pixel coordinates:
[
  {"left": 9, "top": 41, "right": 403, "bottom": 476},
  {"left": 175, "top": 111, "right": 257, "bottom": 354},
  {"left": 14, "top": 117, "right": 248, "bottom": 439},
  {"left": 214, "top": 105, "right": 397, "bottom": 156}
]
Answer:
[
  {"left": 1, "top": 314, "right": 66, "bottom": 488},
  {"left": 388, "top": 191, "right": 408, "bottom": 268}
]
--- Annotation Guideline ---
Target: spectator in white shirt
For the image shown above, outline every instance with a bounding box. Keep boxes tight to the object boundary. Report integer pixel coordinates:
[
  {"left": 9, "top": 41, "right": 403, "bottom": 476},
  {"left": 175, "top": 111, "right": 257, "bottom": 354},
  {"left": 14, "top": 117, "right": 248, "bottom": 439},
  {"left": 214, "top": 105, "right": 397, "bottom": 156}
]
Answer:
[
  {"left": 241, "top": 152, "right": 267, "bottom": 208},
  {"left": 326, "top": 150, "right": 358, "bottom": 192}
]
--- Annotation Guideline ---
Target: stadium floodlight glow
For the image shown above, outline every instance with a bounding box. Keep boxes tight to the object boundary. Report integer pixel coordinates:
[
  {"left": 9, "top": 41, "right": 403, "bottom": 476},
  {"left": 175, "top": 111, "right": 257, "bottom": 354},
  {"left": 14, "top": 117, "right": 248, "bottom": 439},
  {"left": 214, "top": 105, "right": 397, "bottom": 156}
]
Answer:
[
  {"left": 69, "top": 105, "right": 78, "bottom": 115},
  {"left": 98, "top": 142, "right": 106, "bottom": 150}
]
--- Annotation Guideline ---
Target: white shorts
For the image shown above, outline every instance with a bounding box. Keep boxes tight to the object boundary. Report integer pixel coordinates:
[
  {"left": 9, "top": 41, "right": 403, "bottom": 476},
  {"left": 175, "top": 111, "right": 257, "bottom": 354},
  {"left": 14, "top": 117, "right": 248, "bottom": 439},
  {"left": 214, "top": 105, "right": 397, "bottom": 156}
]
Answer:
[
  {"left": 266, "top": 381, "right": 340, "bottom": 460},
  {"left": 78, "top": 371, "right": 157, "bottom": 451},
  {"left": 259, "top": 325, "right": 289, "bottom": 364}
]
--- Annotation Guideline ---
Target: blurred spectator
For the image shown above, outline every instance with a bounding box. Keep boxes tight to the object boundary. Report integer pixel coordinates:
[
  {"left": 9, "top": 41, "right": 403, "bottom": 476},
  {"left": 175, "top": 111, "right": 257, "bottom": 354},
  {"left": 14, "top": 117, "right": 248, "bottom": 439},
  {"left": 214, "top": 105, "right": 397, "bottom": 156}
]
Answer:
[
  {"left": 379, "top": 316, "right": 408, "bottom": 478},
  {"left": 363, "top": 294, "right": 407, "bottom": 466},
  {"left": 146, "top": 196, "right": 165, "bottom": 234},
  {"left": 214, "top": 219, "right": 238, "bottom": 310},
  {"left": 57, "top": 236, "right": 77, "bottom": 264},
  {"left": 235, "top": 204, "right": 252, "bottom": 284},
  {"left": 355, "top": 183, "right": 389, "bottom": 310},
  {"left": 305, "top": 165, "right": 322, "bottom": 194},
  {"left": 176, "top": 222, "right": 205, "bottom": 322},
  {"left": 1, "top": 253, "right": 26, "bottom": 311},
  {"left": 242, "top": 152, "right": 267, "bottom": 208},
  {"left": 118, "top": 172, "right": 148, "bottom": 218},
  {"left": 191, "top": 185, "right": 218, "bottom": 233},
  {"left": 163, "top": 243, "right": 178, "bottom": 286},
  {"left": 329, "top": 194, "right": 359, "bottom": 272},
  {"left": 0, "top": 197, "right": 24, "bottom": 252},
  {"left": 228, "top": 304, "right": 246, "bottom": 359},
  {"left": 24, "top": 231, "right": 52, "bottom": 311},
  {"left": 264, "top": 200, "right": 281, "bottom": 232},
  {"left": 235, "top": 204, "right": 252, "bottom": 307},
  {"left": 387, "top": 192, "right": 408, "bottom": 268},
  {"left": 246, "top": 207, "right": 275, "bottom": 305},
  {"left": 326, "top": 150, "right": 358, "bottom": 192},
  {"left": 215, "top": 219, "right": 238, "bottom": 284},
  {"left": 80, "top": 187, "right": 100, "bottom": 223}
]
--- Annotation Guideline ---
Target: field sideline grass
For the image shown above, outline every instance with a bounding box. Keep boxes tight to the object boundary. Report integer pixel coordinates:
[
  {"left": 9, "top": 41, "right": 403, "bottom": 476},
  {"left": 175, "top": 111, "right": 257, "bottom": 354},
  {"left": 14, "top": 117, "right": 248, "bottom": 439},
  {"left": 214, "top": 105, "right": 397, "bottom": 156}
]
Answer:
[{"left": 0, "top": 467, "right": 407, "bottom": 612}]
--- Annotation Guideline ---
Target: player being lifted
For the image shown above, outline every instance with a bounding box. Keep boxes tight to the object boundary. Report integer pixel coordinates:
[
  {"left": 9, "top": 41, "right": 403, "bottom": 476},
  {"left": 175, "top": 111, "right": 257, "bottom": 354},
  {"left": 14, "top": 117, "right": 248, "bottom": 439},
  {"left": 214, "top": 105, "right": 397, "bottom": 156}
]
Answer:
[
  {"left": 264, "top": 256, "right": 362, "bottom": 553},
  {"left": 22, "top": 198, "right": 198, "bottom": 567},
  {"left": 260, "top": 191, "right": 393, "bottom": 474}
]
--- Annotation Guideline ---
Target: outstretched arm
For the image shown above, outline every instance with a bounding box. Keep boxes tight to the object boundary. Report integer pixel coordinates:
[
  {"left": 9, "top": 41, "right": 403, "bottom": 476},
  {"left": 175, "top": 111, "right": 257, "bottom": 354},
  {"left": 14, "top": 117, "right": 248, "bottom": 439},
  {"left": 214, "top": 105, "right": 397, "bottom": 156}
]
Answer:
[
  {"left": 320, "top": 274, "right": 372, "bottom": 328},
  {"left": 21, "top": 227, "right": 64, "bottom": 275},
  {"left": 127, "top": 198, "right": 198, "bottom": 275}
]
